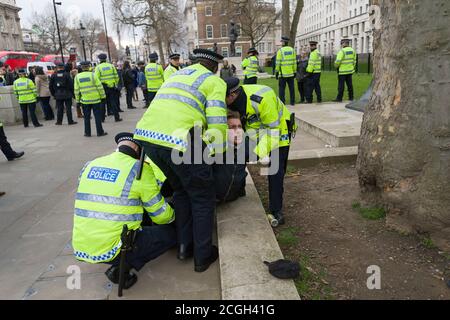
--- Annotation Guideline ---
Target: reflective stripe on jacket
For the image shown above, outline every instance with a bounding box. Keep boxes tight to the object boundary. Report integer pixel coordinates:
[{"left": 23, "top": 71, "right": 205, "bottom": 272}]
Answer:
[
  {"left": 72, "top": 151, "right": 174, "bottom": 264},
  {"left": 145, "top": 63, "right": 164, "bottom": 92},
  {"left": 134, "top": 63, "right": 228, "bottom": 153},
  {"left": 276, "top": 46, "right": 297, "bottom": 78},
  {"left": 164, "top": 65, "right": 180, "bottom": 81},
  {"left": 74, "top": 71, "right": 106, "bottom": 105},
  {"left": 335, "top": 47, "right": 356, "bottom": 75},
  {"left": 306, "top": 50, "right": 322, "bottom": 74},
  {"left": 95, "top": 62, "right": 119, "bottom": 88},
  {"left": 242, "top": 85, "right": 292, "bottom": 158},
  {"left": 13, "top": 78, "right": 37, "bottom": 104},
  {"left": 242, "top": 56, "right": 259, "bottom": 78}
]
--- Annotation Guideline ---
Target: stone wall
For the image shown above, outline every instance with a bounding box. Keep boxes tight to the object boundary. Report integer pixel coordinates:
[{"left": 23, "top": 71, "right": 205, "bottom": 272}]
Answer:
[{"left": 0, "top": 86, "right": 45, "bottom": 125}]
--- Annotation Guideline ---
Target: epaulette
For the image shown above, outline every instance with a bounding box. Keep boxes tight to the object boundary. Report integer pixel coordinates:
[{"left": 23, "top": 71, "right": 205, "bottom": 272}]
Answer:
[{"left": 250, "top": 94, "right": 263, "bottom": 104}]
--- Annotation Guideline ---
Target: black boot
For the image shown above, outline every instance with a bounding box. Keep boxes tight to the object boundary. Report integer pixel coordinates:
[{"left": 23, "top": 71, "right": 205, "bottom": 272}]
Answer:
[
  {"left": 105, "top": 265, "right": 138, "bottom": 290},
  {"left": 273, "top": 212, "right": 286, "bottom": 225},
  {"left": 177, "top": 243, "right": 194, "bottom": 261},
  {"left": 7, "top": 151, "right": 25, "bottom": 161},
  {"left": 195, "top": 245, "right": 219, "bottom": 273}
]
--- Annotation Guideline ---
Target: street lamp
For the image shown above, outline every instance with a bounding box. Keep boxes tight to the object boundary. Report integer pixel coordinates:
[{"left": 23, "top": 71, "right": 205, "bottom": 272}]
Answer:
[
  {"left": 52, "top": 0, "right": 65, "bottom": 64},
  {"left": 132, "top": 25, "right": 138, "bottom": 62},
  {"left": 79, "top": 22, "right": 87, "bottom": 61},
  {"left": 101, "top": 0, "right": 112, "bottom": 62}
]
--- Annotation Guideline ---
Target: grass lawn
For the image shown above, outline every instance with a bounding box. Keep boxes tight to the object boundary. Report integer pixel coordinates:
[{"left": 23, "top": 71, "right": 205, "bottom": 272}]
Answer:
[{"left": 258, "top": 69, "right": 373, "bottom": 103}]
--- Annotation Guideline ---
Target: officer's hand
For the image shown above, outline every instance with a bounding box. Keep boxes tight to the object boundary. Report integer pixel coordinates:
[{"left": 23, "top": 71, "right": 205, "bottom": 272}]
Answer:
[
  {"left": 275, "top": 72, "right": 279, "bottom": 80},
  {"left": 259, "top": 156, "right": 271, "bottom": 166}
]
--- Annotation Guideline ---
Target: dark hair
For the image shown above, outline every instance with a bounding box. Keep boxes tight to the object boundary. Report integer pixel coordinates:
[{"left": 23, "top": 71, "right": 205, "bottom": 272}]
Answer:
[
  {"left": 227, "top": 110, "right": 241, "bottom": 120},
  {"left": 35, "top": 66, "right": 45, "bottom": 76},
  {"left": 123, "top": 61, "right": 131, "bottom": 69}
]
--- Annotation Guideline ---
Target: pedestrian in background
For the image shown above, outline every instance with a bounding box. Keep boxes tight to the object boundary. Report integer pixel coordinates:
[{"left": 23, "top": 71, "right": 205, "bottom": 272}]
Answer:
[
  {"left": 70, "top": 67, "right": 83, "bottom": 119},
  {"left": 28, "top": 66, "right": 36, "bottom": 83},
  {"left": 122, "top": 61, "right": 137, "bottom": 110},
  {"left": 137, "top": 61, "right": 148, "bottom": 107},
  {"left": 296, "top": 52, "right": 309, "bottom": 104},
  {"left": 35, "top": 67, "right": 55, "bottom": 121},
  {"left": 220, "top": 60, "right": 234, "bottom": 80},
  {"left": 131, "top": 63, "right": 139, "bottom": 101}
]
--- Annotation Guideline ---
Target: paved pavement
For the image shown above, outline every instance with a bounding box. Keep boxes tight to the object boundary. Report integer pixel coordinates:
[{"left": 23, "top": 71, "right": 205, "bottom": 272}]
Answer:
[{"left": 0, "top": 95, "right": 327, "bottom": 300}]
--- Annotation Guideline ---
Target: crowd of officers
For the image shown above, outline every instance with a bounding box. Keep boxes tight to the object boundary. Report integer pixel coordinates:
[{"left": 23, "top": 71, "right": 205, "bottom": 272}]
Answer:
[
  {"left": 241, "top": 36, "right": 357, "bottom": 106},
  {"left": 70, "top": 43, "right": 298, "bottom": 290}
]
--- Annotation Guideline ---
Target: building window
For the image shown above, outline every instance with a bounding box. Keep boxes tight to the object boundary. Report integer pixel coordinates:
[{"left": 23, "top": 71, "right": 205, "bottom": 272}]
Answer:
[
  {"left": 222, "top": 47, "right": 229, "bottom": 58},
  {"left": 267, "top": 42, "right": 273, "bottom": 54},
  {"left": 220, "top": 24, "right": 227, "bottom": 38},
  {"left": 206, "top": 25, "right": 213, "bottom": 39},
  {"left": 235, "top": 46, "right": 242, "bottom": 57},
  {"left": 258, "top": 42, "right": 265, "bottom": 53},
  {"left": 220, "top": 4, "right": 227, "bottom": 16},
  {"left": 205, "top": 6, "right": 212, "bottom": 16}
]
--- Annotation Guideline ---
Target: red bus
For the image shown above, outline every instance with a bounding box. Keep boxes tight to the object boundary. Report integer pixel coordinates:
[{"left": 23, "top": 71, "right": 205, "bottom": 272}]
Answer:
[
  {"left": 0, "top": 51, "right": 40, "bottom": 71},
  {"left": 40, "top": 54, "right": 73, "bottom": 65}
]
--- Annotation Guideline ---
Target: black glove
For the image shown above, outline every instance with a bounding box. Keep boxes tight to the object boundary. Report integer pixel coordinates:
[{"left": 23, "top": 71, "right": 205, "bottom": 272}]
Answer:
[{"left": 276, "top": 72, "right": 279, "bottom": 80}]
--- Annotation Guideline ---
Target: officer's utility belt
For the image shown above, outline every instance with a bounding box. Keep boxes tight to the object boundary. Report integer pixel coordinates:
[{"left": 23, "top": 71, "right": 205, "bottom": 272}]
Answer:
[{"left": 286, "top": 113, "right": 297, "bottom": 139}]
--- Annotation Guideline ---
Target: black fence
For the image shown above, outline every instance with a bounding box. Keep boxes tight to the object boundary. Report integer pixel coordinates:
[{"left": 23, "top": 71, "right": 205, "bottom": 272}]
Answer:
[{"left": 322, "top": 53, "right": 373, "bottom": 74}]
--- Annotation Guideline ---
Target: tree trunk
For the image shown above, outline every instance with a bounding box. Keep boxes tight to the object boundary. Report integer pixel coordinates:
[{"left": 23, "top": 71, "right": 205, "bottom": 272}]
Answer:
[
  {"left": 156, "top": 32, "right": 165, "bottom": 65},
  {"left": 281, "top": 0, "right": 290, "bottom": 37},
  {"left": 289, "top": 0, "right": 303, "bottom": 48},
  {"left": 357, "top": 0, "right": 450, "bottom": 250}
]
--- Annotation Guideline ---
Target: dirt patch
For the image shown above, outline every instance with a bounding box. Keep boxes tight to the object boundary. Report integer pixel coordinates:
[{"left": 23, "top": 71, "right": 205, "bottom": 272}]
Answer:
[{"left": 249, "top": 163, "right": 450, "bottom": 300}]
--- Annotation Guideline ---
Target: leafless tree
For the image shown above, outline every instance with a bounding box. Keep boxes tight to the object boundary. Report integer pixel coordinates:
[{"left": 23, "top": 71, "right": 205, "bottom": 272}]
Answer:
[
  {"left": 82, "top": 15, "right": 104, "bottom": 61},
  {"left": 282, "top": 0, "right": 304, "bottom": 47}
]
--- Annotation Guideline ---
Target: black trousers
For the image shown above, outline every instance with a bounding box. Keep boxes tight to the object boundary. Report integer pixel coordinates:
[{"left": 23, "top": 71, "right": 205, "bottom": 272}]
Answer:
[
  {"left": 336, "top": 74, "right": 354, "bottom": 101},
  {"left": 142, "top": 142, "right": 216, "bottom": 265},
  {"left": 20, "top": 103, "right": 40, "bottom": 127},
  {"left": 297, "top": 80, "right": 306, "bottom": 102},
  {"left": 109, "top": 224, "right": 176, "bottom": 271},
  {"left": 104, "top": 87, "right": 120, "bottom": 121},
  {"left": 0, "top": 126, "right": 15, "bottom": 159},
  {"left": 268, "top": 146, "right": 290, "bottom": 214},
  {"left": 146, "top": 91, "right": 157, "bottom": 108},
  {"left": 305, "top": 73, "right": 322, "bottom": 103},
  {"left": 82, "top": 104, "right": 104, "bottom": 136},
  {"left": 244, "top": 77, "right": 257, "bottom": 84},
  {"left": 141, "top": 87, "right": 149, "bottom": 106},
  {"left": 125, "top": 85, "right": 135, "bottom": 108},
  {"left": 39, "top": 97, "right": 54, "bottom": 120},
  {"left": 56, "top": 99, "right": 75, "bottom": 124},
  {"left": 279, "top": 77, "right": 296, "bottom": 106}
]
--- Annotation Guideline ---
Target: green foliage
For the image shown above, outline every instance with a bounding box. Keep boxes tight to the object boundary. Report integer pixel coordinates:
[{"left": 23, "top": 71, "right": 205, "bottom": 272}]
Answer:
[
  {"left": 352, "top": 202, "right": 386, "bottom": 220},
  {"left": 421, "top": 237, "right": 436, "bottom": 249},
  {"left": 277, "top": 227, "right": 299, "bottom": 247},
  {"left": 294, "top": 254, "right": 334, "bottom": 300}
]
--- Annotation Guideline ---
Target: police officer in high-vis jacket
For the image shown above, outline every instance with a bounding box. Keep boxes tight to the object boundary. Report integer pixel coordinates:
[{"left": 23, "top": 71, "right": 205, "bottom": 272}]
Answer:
[
  {"left": 144, "top": 52, "right": 164, "bottom": 108},
  {"left": 134, "top": 48, "right": 228, "bottom": 273},
  {"left": 333, "top": 38, "right": 356, "bottom": 102},
  {"left": 224, "top": 77, "right": 297, "bottom": 226},
  {"left": 74, "top": 61, "right": 107, "bottom": 137},
  {"left": 242, "top": 47, "right": 259, "bottom": 84},
  {"left": 95, "top": 53, "right": 122, "bottom": 122},
  {"left": 276, "top": 36, "right": 297, "bottom": 106},
  {"left": 13, "top": 69, "right": 42, "bottom": 128},
  {"left": 73, "top": 132, "right": 176, "bottom": 290},
  {"left": 305, "top": 41, "right": 322, "bottom": 103},
  {"left": 164, "top": 53, "right": 181, "bottom": 81}
]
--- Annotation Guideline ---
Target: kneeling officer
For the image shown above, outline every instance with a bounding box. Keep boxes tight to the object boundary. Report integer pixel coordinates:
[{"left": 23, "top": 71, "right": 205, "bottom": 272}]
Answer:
[{"left": 72, "top": 132, "right": 176, "bottom": 290}]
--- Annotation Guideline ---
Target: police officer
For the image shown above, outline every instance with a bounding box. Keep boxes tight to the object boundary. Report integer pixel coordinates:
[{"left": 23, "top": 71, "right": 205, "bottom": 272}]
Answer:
[
  {"left": 305, "top": 41, "right": 322, "bottom": 104},
  {"left": 134, "top": 48, "right": 227, "bottom": 272},
  {"left": 333, "top": 38, "right": 356, "bottom": 102},
  {"left": 13, "top": 69, "right": 42, "bottom": 128},
  {"left": 242, "top": 47, "right": 259, "bottom": 84},
  {"left": 50, "top": 63, "right": 77, "bottom": 126},
  {"left": 74, "top": 61, "right": 108, "bottom": 138},
  {"left": 144, "top": 52, "right": 164, "bottom": 108},
  {"left": 95, "top": 53, "right": 123, "bottom": 122},
  {"left": 164, "top": 53, "right": 181, "bottom": 81},
  {"left": 224, "top": 77, "right": 296, "bottom": 226},
  {"left": 276, "top": 36, "right": 297, "bottom": 106},
  {"left": 0, "top": 120, "right": 24, "bottom": 161},
  {"left": 73, "top": 132, "right": 176, "bottom": 290}
]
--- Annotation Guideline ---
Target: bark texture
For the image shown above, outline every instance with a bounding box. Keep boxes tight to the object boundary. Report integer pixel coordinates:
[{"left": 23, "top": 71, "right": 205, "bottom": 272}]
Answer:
[{"left": 357, "top": 0, "right": 450, "bottom": 250}]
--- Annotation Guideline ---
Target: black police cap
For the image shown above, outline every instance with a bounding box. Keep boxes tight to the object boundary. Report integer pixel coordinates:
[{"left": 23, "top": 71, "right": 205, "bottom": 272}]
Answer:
[
  {"left": 264, "top": 260, "right": 300, "bottom": 280},
  {"left": 341, "top": 38, "right": 350, "bottom": 44},
  {"left": 80, "top": 61, "right": 91, "bottom": 67},
  {"left": 56, "top": 62, "right": 65, "bottom": 68},
  {"left": 149, "top": 52, "right": 159, "bottom": 60},
  {"left": 18, "top": 68, "right": 27, "bottom": 74},
  {"left": 281, "top": 36, "right": 290, "bottom": 42},
  {"left": 98, "top": 53, "right": 108, "bottom": 60},
  {"left": 309, "top": 41, "right": 318, "bottom": 45},
  {"left": 169, "top": 53, "right": 181, "bottom": 59},
  {"left": 193, "top": 48, "right": 224, "bottom": 64},
  {"left": 225, "top": 77, "right": 241, "bottom": 96},
  {"left": 115, "top": 132, "right": 140, "bottom": 146},
  {"left": 248, "top": 47, "right": 258, "bottom": 54}
]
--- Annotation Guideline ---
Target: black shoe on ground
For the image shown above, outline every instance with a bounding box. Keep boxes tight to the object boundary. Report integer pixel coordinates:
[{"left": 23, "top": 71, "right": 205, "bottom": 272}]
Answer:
[
  {"left": 195, "top": 245, "right": 219, "bottom": 273},
  {"left": 0, "top": 192, "right": 5, "bottom": 197},
  {"left": 55, "top": 122, "right": 62, "bottom": 126},
  {"left": 118, "top": 109, "right": 124, "bottom": 112},
  {"left": 34, "top": 124, "right": 43, "bottom": 127},
  {"left": 177, "top": 244, "right": 194, "bottom": 261},
  {"left": 84, "top": 134, "right": 92, "bottom": 137},
  {"left": 98, "top": 132, "right": 108, "bottom": 137},
  {"left": 115, "top": 119, "right": 123, "bottom": 122},
  {"left": 7, "top": 151, "right": 25, "bottom": 161},
  {"left": 105, "top": 266, "right": 138, "bottom": 290},
  {"left": 274, "top": 212, "right": 286, "bottom": 226},
  {"left": 68, "top": 122, "right": 78, "bottom": 125}
]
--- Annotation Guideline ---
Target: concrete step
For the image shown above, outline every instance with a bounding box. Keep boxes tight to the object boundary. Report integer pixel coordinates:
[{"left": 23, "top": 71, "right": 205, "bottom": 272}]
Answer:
[
  {"left": 288, "top": 146, "right": 358, "bottom": 168},
  {"left": 217, "top": 175, "right": 300, "bottom": 300},
  {"left": 288, "top": 103, "right": 363, "bottom": 148}
]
